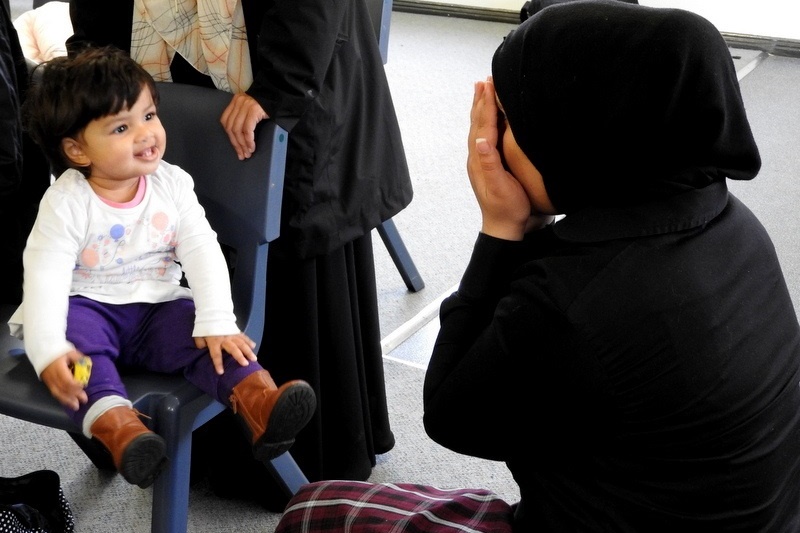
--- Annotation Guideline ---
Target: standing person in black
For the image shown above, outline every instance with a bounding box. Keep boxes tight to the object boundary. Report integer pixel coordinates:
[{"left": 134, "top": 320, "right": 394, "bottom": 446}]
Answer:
[
  {"left": 422, "top": 1, "right": 800, "bottom": 531},
  {"left": 66, "top": 0, "right": 412, "bottom": 508}
]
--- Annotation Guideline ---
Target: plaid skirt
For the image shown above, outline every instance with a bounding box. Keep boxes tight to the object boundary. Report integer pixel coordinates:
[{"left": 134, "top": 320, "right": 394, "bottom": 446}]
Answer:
[{"left": 275, "top": 480, "right": 515, "bottom": 533}]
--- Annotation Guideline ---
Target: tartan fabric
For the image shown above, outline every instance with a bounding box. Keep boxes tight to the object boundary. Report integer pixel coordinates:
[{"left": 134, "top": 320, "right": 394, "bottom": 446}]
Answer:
[{"left": 275, "top": 480, "right": 514, "bottom": 533}]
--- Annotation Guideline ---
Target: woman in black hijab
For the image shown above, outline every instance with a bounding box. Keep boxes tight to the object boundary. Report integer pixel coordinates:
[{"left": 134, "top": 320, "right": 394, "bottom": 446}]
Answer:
[{"left": 423, "top": 1, "right": 800, "bottom": 531}]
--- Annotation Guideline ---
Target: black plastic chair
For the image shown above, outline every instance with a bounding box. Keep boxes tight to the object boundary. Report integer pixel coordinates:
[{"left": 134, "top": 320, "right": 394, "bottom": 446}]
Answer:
[{"left": 0, "top": 81, "right": 309, "bottom": 533}]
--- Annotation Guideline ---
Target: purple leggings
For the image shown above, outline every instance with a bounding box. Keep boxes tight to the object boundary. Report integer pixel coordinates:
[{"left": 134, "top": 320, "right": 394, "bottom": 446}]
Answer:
[{"left": 65, "top": 295, "right": 262, "bottom": 428}]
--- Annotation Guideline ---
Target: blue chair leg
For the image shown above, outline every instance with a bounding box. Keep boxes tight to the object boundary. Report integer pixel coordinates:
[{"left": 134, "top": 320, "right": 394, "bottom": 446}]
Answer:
[
  {"left": 377, "top": 218, "right": 425, "bottom": 293},
  {"left": 150, "top": 395, "right": 193, "bottom": 533},
  {"left": 266, "top": 452, "right": 310, "bottom": 495},
  {"left": 150, "top": 395, "right": 224, "bottom": 533}
]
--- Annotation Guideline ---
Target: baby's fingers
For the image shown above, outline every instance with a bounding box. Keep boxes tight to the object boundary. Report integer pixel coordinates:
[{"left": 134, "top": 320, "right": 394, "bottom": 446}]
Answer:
[
  {"left": 207, "top": 347, "right": 225, "bottom": 375},
  {"left": 226, "top": 336, "right": 257, "bottom": 365}
]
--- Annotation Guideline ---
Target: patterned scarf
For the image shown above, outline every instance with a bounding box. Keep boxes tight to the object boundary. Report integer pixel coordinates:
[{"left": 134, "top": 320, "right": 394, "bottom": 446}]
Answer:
[{"left": 131, "top": 0, "right": 253, "bottom": 93}]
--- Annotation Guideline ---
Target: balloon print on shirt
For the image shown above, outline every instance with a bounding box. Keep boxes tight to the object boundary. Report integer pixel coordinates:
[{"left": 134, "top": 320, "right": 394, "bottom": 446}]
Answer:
[
  {"left": 76, "top": 212, "right": 177, "bottom": 281},
  {"left": 80, "top": 223, "right": 126, "bottom": 269}
]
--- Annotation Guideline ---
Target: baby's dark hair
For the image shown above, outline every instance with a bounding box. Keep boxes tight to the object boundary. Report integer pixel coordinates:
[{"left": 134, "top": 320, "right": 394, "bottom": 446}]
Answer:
[{"left": 22, "top": 46, "right": 159, "bottom": 177}]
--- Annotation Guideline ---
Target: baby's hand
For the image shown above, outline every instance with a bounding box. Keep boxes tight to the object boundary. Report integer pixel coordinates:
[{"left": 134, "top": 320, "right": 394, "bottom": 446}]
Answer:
[
  {"left": 196, "top": 333, "right": 257, "bottom": 375},
  {"left": 40, "top": 350, "right": 89, "bottom": 411}
]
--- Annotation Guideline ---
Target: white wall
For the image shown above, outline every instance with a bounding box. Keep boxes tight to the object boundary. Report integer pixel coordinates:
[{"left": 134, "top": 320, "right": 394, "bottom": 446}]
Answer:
[
  {"left": 639, "top": 0, "right": 798, "bottom": 41},
  {"left": 422, "top": 0, "right": 800, "bottom": 41}
]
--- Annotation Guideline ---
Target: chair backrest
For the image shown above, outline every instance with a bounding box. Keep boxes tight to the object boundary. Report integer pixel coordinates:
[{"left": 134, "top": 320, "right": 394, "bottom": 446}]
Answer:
[
  {"left": 154, "top": 81, "right": 286, "bottom": 346},
  {"left": 365, "top": 0, "right": 393, "bottom": 63}
]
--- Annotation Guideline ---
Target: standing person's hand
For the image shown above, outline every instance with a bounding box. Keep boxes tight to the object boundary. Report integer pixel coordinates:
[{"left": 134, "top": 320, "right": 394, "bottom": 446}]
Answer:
[
  {"left": 467, "top": 78, "right": 533, "bottom": 241},
  {"left": 220, "top": 93, "right": 269, "bottom": 160}
]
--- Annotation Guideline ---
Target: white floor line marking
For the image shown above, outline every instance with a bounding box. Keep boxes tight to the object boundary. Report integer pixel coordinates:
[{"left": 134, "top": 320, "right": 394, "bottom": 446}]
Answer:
[
  {"left": 738, "top": 51, "right": 768, "bottom": 81},
  {"left": 381, "top": 283, "right": 459, "bottom": 357}
]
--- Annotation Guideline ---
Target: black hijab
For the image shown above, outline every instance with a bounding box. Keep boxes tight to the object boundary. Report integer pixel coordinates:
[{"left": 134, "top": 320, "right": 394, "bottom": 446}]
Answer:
[{"left": 492, "top": 0, "right": 760, "bottom": 213}]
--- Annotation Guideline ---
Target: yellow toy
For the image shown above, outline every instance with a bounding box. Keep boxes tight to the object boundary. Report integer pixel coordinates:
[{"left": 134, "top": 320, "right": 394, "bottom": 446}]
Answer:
[{"left": 70, "top": 356, "right": 92, "bottom": 387}]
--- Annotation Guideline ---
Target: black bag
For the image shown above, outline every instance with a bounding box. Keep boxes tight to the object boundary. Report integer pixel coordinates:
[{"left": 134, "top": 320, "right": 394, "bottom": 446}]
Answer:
[{"left": 0, "top": 470, "right": 75, "bottom": 533}]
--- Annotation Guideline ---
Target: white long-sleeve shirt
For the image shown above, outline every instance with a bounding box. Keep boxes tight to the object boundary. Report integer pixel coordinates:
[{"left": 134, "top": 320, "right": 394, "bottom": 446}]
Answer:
[{"left": 9, "top": 162, "right": 239, "bottom": 376}]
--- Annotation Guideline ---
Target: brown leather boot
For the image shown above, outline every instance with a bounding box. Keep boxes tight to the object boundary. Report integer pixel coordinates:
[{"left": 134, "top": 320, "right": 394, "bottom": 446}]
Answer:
[
  {"left": 229, "top": 370, "right": 316, "bottom": 462},
  {"left": 90, "top": 406, "right": 167, "bottom": 488}
]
